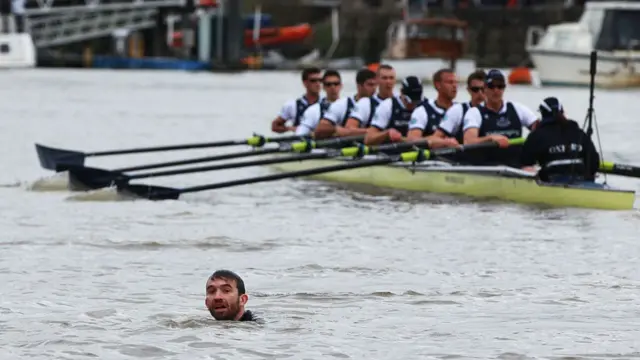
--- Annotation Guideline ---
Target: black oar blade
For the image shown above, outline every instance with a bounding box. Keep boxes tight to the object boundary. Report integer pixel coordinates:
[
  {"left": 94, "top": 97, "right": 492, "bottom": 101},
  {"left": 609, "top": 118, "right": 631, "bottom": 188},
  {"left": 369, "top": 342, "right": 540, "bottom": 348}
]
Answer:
[
  {"left": 35, "top": 143, "right": 85, "bottom": 171},
  {"left": 117, "top": 184, "right": 181, "bottom": 201},
  {"left": 65, "top": 165, "right": 126, "bottom": 191}
]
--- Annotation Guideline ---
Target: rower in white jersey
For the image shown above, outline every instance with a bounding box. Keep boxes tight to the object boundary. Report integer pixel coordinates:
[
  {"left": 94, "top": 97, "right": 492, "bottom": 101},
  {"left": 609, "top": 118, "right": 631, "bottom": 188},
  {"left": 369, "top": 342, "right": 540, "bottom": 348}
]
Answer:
[
  {"left": 462, "top": 69, "right": 539, "bottom": 167},
  {"left": 271, "top": 67, "right": 322, "bottom": 134},
  {"left": 295, "top": 70, "right": 343, "bottom": 137},
  {"left": 341, "top": 64, "right": 397, "bottom": 133},
  {"left": 406, "top": 68, "right": 459, "bottom": 148},
  {"left": 364, "top": 75, "right": 426, "bottom": 146},
  {"left": 432, "top": 70, "right": 487, "bottom": 145},
  {"left": 313, "top": 68, "right": 378, "bottom": 139}
]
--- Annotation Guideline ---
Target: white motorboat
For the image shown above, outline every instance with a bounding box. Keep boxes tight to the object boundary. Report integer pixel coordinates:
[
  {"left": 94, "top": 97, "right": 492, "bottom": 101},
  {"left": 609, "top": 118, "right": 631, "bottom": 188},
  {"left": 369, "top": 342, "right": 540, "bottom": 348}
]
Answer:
[{"left": 526, "top": 1, "right": 640, "bottom": 88}]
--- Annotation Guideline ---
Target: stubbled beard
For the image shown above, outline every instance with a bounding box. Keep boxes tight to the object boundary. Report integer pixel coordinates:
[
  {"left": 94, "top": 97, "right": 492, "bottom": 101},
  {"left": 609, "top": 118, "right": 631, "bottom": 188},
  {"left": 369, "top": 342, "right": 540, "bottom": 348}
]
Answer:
[{"left": 209, "top": 299, "right": 240, "bottom": 320}]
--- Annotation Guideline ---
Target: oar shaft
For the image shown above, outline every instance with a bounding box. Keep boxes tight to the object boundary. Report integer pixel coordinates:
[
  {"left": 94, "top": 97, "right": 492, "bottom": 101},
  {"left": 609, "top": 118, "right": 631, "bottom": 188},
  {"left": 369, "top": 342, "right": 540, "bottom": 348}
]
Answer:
[
  {"left": 179, "top": 157, "right": 393, "bottom": 194},
  {"left": 116, "top": 147, "right": 281, "bottom": 172},
  {"left": 115, "top": 136, "right": 364, "bottom": 173},
  {"left": 84, "top": 134, "right": 306, "bottom": 157},
  {"left": 128, "top": 152, "right": 331, "bottom": 180},
  {"left": 600, "top": 161, "right": 640, "bottom": 177}
]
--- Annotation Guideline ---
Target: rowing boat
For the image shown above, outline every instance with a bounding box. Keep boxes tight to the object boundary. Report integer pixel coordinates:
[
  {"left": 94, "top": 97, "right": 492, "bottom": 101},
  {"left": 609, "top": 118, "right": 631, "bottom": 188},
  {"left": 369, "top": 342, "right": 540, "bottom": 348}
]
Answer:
[{"left": 267, "top": 155, "right": 636, "bottom": 210}]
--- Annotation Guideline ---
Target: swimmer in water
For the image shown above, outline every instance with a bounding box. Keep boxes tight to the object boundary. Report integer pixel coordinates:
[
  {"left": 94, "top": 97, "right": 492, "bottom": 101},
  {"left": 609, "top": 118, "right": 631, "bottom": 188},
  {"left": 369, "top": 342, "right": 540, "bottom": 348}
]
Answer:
[{"left": 205, "top": 270, "right": 257, "bottom": 321}]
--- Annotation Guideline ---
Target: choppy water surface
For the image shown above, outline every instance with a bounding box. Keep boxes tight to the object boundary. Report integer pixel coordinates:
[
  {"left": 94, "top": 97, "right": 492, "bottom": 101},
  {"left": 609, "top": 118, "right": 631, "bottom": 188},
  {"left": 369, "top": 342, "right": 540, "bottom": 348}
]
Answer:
[{"left": 2, "top": 69, "right": 640, "bottom": 359}]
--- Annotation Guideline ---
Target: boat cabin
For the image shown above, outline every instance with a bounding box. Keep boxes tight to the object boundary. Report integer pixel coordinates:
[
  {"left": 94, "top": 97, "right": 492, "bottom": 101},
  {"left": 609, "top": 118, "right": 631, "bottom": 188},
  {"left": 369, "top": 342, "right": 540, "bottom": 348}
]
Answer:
[
  {"left": 590, "top": 2, "right": 640, "bottom": 52},
  {"left": 384, "top": 18, "right": 468, "bottom": 68}
]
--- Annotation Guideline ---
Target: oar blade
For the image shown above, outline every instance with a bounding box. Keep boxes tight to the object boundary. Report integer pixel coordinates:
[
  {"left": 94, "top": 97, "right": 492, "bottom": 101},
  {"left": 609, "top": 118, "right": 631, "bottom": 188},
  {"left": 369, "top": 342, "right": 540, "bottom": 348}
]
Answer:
[
  {"left": 35, "top": 143, "right": 85, "bottom": 171},
  {"left": 65, "top": 165, "right": 126, "bottom": 191},
  {"left": 117, "top": 184, "right": 181, "bottom": 201}
]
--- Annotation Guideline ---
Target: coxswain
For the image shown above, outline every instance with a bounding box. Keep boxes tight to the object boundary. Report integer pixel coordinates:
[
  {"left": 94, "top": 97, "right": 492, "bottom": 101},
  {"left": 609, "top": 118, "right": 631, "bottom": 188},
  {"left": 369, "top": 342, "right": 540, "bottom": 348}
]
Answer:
[
  {"left": 433, "top": 69, "right": 487, "bottom": 144},
  {"left": 205, "top": 270, "right": 258, "bottom": 322},
  {"left": 271, "top": 67, "right": 322, "bottom": 133},
  {"left": 295, "top": 69, "right": 343, "bottom": 136},
  {"left": 461, "top": 69, "right": 539, "bottom": 166},
  {"left": 521, "top": 97, "right": 600, "bottom": 184},
  {"left": 313, "top": 68, "right": 378, "bottom": 139},
  {"left": 363, "top": 75, "right": 426, "bottom": 146},
  {"left": 342, "top": 64, "right": 397, "bottom": 133},
  {"left": 406, "top": 68, "right": 460, "bottom": 148}
]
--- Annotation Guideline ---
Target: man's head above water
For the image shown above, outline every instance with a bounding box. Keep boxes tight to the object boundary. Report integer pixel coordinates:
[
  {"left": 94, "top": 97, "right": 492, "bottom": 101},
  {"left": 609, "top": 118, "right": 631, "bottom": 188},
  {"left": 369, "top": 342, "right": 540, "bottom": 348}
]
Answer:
[{"left": 205, "top": 270, "right": 248, "bottom": 321}]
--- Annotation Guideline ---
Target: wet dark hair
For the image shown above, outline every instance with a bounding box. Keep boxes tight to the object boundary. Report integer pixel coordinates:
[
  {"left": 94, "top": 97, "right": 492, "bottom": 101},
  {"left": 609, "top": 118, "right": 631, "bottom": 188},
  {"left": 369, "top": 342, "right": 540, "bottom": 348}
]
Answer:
[
  {"left": 210, "top": 270, "right": 246, "bottom": 295},
  {"left": 301, "top": 67, "right": 321, "bottom": 81},
  {"left": 467, "top": 70, "right": 486, "bottom": 87},
  {"left": 356, "top": 68, "right": 377, "bottom": 85},
  {"left": 322, "top": 69, "right": 341, "bottom": 81}
]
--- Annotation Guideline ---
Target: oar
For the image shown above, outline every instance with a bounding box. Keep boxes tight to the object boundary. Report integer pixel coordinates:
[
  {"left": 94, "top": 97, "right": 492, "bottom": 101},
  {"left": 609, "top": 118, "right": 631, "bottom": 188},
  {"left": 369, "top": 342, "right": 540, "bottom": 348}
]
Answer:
[
  {"left": 72, "top": 138, "right": 432, "bottom": 190},
  {"left": 35, "top": 134, "right": 307, "bottom": 171},
  {"left": 117, "top": 138, "right": 524, "bottom": 201},
  {"left": 599, "top": 161, "right": 640, "bottom": 178},
  {"left": 63, "top": 135, "right": 366, "bottom": 191}
]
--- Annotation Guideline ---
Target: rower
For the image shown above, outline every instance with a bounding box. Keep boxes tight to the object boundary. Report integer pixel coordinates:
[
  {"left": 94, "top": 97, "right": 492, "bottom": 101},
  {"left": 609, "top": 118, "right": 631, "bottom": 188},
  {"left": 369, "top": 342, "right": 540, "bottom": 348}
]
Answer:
[
  {"left": 271, "top": 67, "right": 322, "bottom": 134},
  {"left": 364, "top": 75, "right": 426, "bottom": 145},
  {"left": 342, "top": 64, "right": 397, "bottom": 132},
  {"left": 461, "top": 69, "right": 539, "bottom": 166},
  {"left": 521, "top": 97, "right": 600, "bottom": 185},
  {"left": 406, "top": 68, "right": 459, "bottom": 148},
  {"left": 313, "top": 68, "right": 377, "bottom": 139},
  {"left": 433, "top": 69, "right": 487, "bottom": 144},
  {"left": 296, "top": 70, "right": 343, "bottom": 136},
  {"left": 205, "top": 270, "right": 258, "bottom": 321}
]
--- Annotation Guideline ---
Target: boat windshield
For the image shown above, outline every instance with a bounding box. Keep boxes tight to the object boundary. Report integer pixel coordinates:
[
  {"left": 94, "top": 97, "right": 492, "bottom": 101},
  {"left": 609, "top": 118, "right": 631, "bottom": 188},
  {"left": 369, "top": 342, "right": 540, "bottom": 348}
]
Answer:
[{"left": 595, "top": 9, "right": 640, "bottom": 51}]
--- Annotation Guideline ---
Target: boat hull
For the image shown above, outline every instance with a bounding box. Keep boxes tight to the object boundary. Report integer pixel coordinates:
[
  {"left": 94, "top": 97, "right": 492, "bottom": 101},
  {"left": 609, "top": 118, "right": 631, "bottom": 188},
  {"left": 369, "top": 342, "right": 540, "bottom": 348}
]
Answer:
[
  {"left": 268, "top": 157, "right": 636, "bottom": 210},
  {"left": 528, "top": 50, "right": 640, "bottom": 88}
]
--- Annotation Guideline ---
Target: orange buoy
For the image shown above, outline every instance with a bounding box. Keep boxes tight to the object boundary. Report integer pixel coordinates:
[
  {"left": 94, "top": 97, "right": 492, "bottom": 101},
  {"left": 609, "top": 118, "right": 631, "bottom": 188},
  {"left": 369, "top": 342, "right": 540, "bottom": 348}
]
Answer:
[
  {"left": 508, "top": 67, "right": 533, "bottom": 85},
  {"left": 367, "top": 63, "right": 380, "bottom": 72}
]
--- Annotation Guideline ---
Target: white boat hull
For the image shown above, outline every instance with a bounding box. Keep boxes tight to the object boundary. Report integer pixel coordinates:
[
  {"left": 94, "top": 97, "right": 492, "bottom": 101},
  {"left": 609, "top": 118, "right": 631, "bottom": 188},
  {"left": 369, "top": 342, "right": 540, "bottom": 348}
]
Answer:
[
  {"left": 529, "top": 50, "right": 640, "bottom": 88},
  {"left": 0, "top": 33, "right": 36, "bottom": 69}
]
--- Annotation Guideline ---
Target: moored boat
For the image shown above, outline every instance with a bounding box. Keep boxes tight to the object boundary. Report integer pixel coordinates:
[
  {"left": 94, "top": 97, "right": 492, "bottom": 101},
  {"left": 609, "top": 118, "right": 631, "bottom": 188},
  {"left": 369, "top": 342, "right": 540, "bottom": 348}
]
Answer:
[
  {"left": 526, "top": 1, "right": 640, "bottom": 88},
  {"left": 267, "top": 156, "right": 636, "bottom": 210}
]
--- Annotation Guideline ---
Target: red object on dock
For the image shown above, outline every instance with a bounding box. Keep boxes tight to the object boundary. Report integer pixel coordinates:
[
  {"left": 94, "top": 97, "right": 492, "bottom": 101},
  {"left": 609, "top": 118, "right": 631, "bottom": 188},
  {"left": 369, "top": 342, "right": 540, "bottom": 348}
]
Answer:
[{"left": 243, "top": 23, "right": 312, "bottom": 47}]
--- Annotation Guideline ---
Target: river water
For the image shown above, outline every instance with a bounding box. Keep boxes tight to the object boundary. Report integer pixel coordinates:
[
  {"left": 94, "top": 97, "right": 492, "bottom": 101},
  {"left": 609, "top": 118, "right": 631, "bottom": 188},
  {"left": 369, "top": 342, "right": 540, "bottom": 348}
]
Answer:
[{"left": 2, "top": 69, "right": 640, "bottom": 359}]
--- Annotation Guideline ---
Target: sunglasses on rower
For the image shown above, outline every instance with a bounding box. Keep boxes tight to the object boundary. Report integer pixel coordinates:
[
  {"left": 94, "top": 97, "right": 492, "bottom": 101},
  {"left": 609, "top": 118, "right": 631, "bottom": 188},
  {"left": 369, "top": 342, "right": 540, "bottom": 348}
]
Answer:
[
  {"left": 323, "top": 81, "right": 341, "bottom": 87},
  {"left": 469, "top": 86, "right": 484, "bottom": 93}
]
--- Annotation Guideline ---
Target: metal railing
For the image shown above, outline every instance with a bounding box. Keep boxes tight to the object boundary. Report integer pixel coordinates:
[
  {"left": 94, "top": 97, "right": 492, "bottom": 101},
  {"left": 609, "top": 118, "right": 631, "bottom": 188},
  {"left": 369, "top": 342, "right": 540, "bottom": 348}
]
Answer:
[{"left": 28, "top": 7, "right": 159, "bottom": 47}]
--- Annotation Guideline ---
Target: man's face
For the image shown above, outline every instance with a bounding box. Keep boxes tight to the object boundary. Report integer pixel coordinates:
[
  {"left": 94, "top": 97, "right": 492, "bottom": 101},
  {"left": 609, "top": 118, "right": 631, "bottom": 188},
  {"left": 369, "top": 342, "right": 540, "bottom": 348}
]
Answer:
[
  {"left": 358, "top": 77, "right": 378, "bottom": 97},
  {"left": 303, "top": 72, "right": 322, "bottom": 94},
  {"left": 467, "top": 79, "right": 486, "bottom": 104},
  {"left": 435, "top": 72, "right": 457, "bottom": 100},
  {"left": 205, "top": 277, "right": 247, "bottom": 320},
  {"left": 323, "top": 75, "right": 342, "bottom": 99},
  {"left": 377, "top": 68, "right": 396, "bottom": 92},
  {"left": 485, "top": 79, "right": 506, "bottom": 103}
]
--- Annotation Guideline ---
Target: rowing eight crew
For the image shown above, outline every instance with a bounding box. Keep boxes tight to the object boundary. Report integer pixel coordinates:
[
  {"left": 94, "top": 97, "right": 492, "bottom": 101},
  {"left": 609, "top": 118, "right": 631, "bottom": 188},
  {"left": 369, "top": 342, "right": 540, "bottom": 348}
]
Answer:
[{"left": 271, "top": 66, "right": 600, "bottom": 185}]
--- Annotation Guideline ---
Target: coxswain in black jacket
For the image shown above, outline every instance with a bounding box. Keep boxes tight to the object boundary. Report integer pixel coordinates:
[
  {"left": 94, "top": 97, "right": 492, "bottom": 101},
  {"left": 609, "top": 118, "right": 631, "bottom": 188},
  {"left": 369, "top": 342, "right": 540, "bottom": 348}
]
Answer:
[{"left": 520, "top": 97, "right": 600, "bottom": 183}]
